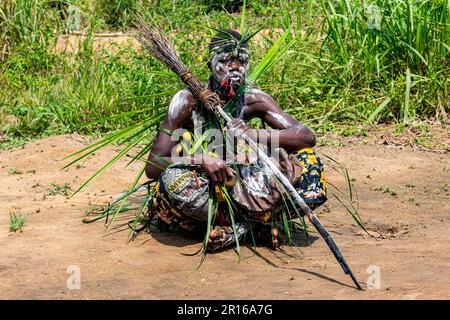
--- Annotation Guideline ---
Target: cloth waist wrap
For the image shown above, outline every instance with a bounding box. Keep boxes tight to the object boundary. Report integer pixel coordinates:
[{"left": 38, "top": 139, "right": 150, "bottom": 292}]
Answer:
[{"left": 148, "top": 148, "right": 327, "bottom": 231}]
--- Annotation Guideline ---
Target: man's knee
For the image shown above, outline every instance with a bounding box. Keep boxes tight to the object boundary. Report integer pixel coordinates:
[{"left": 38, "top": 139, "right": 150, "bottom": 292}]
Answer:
[{"left": 158, "top": 165, "right": 211, "bottom": 221}]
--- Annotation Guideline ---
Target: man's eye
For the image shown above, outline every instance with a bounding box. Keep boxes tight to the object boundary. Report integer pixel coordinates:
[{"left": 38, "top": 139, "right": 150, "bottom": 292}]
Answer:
[{"left": 237, "top": 55, "right": 249, "bottom": 63}]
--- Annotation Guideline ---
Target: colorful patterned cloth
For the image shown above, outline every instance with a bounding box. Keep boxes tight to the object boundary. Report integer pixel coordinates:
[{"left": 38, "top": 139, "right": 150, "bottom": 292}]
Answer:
[
  {"left": 148, "top": 149, "right": 327, "bottom": 233},
  {"left": 294, "top": 148, "right": 327, "bottom": 209}
]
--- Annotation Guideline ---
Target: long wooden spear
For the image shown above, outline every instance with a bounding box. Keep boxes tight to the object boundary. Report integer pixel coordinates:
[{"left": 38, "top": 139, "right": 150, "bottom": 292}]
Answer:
[{"left": 134, "top": 18, "right": 362, "bottom": 290}]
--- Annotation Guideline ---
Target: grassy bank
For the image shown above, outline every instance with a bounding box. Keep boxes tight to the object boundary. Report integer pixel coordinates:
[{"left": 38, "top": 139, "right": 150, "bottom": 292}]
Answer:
[{"left": 1, "top": 0, "right": 449, "bottom": 148}]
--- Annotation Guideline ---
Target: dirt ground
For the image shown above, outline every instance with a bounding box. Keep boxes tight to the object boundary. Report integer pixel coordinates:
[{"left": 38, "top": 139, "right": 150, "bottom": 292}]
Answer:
[
  {"left": 52, "top": 29, "right": 284, "bottom": 55},
  {"left": 1, "top": 127, "right": 449, "bottom": 300}
]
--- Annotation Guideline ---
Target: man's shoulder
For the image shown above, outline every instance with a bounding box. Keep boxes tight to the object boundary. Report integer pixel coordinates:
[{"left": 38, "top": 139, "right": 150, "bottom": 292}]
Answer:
[
  {"left": 244, "top": 86, "right": 275, "bottom": 107},
  {"left": 171, "top": 88, "right": 196, "bottom": 105},
  {"left": 167, "top": 88, "right": 197, "bottom": 122}
]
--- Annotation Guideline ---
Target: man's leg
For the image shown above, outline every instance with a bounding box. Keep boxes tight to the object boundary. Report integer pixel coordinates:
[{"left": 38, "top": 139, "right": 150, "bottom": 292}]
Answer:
[
  {"left": 150, "top": 165, "right": 210, "bottom": 233},
  {"left": 150, "top": 165, "right": 251, "bottom": 251}
]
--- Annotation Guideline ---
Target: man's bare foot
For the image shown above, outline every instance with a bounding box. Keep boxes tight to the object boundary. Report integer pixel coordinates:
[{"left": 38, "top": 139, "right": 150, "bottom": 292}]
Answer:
[
  {"left": 271, "top": 227, "right": 281, "bottom": 248},
  {"left": 206, "top": 223, "right": 249, "bottom": 252},
  {"left": 209, "top": 227, "right": 232, "bottom": 242},
  {"left": 251, "top": 224, "right": 283, "bottom": 249}
]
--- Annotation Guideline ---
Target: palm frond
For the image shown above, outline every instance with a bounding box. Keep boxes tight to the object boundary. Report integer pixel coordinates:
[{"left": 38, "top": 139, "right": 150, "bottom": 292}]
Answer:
[
  {"left": 240, "top": 0, "right": 247, "bottom": 35},
  {"left": 197, "top": 187, "right": 217, "bottom": 269},
  {"left": 249, "top": 28, "right": 297, "bottom": 83},
  {"left": 106, "top": 164, "right": 147, "bottom": 228},
  {"left": 69, "top": 117, "right": 161, "bottom": 195}
]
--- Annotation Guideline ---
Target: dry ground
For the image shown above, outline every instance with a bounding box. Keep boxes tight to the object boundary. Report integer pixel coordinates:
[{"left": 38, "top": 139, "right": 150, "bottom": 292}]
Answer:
[{"left": 0, "top": 128, "right": 449, "bottom": 299}]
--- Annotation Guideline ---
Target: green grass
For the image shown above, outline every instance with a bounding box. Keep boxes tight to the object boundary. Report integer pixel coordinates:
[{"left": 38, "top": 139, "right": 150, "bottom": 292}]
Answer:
[
  {"left": 45, "top": 182, "right": 72, "bottom": 196},
  {"left": 373, "top": 185, "right": 398, "bottom": 196},
  {"left": 7, "top": 168, "right": 23, "bottom": 175},
  {"left": 96, "top": 0, "right": 138, "bottom": 31},
  {"left": 1, "top": 0, "right": 448, "bottom": 148},
  {"left": 319, "top": 0, "right": 449, "bottom": 122},
  {"left": 9, "top": 212, "right": 27, "bottom": 233}
]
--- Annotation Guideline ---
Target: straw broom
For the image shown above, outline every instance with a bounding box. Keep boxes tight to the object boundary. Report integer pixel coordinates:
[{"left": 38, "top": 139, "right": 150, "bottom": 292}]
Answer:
[{"left": 134, "top": 17, "right": 362, "bottom": 290}]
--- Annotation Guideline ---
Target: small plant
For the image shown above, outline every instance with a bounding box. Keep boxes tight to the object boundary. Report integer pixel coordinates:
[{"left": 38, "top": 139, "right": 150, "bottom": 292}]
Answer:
[
  {"left": 7, "top": 168, "right": 23, "bottom": 175},
  {"left": 45, "top": 182, "right": 72, "bottom": 196},
  {"left": 373, "top": 185, "right": 397, "bottom": 197},
  {"left": 9, "top": 212, "right": 26, "bottom": 233},
  {"left": 319, "top": 139, "right": 345, "bottom": 147}
]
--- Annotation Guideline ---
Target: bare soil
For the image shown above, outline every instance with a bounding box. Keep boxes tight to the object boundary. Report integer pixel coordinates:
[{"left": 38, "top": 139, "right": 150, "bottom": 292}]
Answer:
[
  {"left": 1, "top": 130, "right": 449, "bottom": 299},
  {"left": 53, "top": 29, "right": 284, "bottom": 55},
  {"left": 54, "top": 32, "right": 142, "bottom": 54}
]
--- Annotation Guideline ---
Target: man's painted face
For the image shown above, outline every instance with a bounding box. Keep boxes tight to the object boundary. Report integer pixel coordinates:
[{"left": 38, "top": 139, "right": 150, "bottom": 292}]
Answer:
[{"left": 210, "top": 50, "right": 250, "bottom": 87}]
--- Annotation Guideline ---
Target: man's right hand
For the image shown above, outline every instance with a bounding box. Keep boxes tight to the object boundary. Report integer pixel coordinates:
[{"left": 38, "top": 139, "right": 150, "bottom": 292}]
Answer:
[{"left": 200, "top": 154, "right": 235, "bottom": 183}]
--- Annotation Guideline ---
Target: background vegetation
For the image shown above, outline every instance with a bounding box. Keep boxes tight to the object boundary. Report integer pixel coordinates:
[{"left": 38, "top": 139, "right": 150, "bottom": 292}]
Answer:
[{"left": 1, "top": 0, "right": 449, "bottom": 149}]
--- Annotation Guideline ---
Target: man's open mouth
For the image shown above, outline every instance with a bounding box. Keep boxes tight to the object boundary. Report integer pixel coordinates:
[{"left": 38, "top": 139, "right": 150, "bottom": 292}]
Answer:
[
  {"left": 220, "top": 76, "right": 241, "bottom": 97},
  {"left": 229, "top": 74, "right": 242, "bottom": 82}
]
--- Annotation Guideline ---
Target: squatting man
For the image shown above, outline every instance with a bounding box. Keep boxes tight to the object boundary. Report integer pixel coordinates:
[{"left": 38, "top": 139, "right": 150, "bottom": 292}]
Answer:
[{"left": 144, "top": 29, "right": 327, "bottom": 251}]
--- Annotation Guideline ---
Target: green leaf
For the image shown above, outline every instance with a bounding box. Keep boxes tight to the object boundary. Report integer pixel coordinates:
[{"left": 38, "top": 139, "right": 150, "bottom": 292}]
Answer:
[
  {"left": 106, "top": 164, "right": 147, "bottom": 228},
  {"left": 368, "top": 97, "right": 392, "bottom": 124},
  {"left": 249, "top": 28, "right": 296, "bottom": 83},
  {"left": 197, "top": 187, "right": 217, "bottom": 269},
  {"left": 240, "top": 0, "right": 247, "bottom": 35}
]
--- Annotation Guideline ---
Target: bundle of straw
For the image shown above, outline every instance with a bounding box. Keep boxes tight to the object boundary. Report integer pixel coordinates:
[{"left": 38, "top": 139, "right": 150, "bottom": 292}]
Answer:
[{"left": 134, "top": 17, "right": 223, "bottom": 112}]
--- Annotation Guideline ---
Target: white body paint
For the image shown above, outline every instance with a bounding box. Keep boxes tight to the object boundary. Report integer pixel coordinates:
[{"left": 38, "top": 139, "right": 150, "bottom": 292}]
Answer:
[
  {"left": 211, "top": 55, "right": 227, "bottom": 83},
  {"left": 168, "top": 89, "right": 189, "bottom": 119},
  {"left": 295, "top": 127, "right": 306, "bottom": 135},
  {"left": 240, "top": 63, "right": 249, "bottom": 76},
  {"left": 211, "top": 52, "right": 249, "bottom": 86},
  {"left": 247, "top": 88, "right": 265, "bottom": 95},
  {"left": 268, "top": 111, "right": 291, "bottom": 128},
  {"left": 240, "top": 167, "right": 270, "bottom": 198}
]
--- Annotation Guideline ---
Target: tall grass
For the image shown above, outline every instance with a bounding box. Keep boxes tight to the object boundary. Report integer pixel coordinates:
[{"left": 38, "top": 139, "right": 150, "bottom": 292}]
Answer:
[
  {"left": 317, "top": 0, "right": 449, "bottom": 123},
  {"left": 97, "top": 0, "right": 138, "bottom": 30},
  {"left": 0, "top": 0, "right": 56, "bottom": 68},
  {"left": 0, "top": 0, "right": 448, "bottom": 149}
]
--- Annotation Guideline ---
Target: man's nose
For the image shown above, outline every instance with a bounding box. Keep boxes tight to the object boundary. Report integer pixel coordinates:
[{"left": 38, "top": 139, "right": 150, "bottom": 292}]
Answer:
[{"left": 228, "top": 60, "right": 240, "bottom": 71}]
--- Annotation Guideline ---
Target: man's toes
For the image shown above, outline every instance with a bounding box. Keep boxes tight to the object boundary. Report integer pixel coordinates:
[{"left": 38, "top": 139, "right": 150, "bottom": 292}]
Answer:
[
  {"left": 210, "top": 229, "right": 218, "bottom": 239},
  {"left": 209, "top": 228, "right": 225, "bottom": 240},
  {"left": 272, "top": 238, "right": 280, "bottom": 247}
]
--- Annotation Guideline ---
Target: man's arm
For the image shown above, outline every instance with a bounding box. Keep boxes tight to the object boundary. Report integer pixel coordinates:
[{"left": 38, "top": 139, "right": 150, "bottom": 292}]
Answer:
[
  {"left": 145, "top": 88, "right": 236, "bottom": 183},
  {"left": 237, "top": 89, "right": 316, "bottom": 152},
  {"left": 145, "top": 89, "right": 196, "bottom": 179}
]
